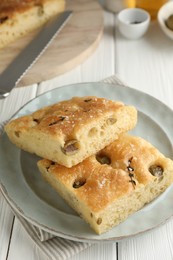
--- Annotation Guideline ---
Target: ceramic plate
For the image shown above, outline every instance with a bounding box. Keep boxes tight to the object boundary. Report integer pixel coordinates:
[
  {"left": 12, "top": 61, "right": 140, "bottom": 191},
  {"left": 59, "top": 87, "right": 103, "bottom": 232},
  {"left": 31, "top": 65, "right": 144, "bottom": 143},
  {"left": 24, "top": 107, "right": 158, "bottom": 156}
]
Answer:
[{"left": 1, "top": 82, "right": 173, "bottom": 243}]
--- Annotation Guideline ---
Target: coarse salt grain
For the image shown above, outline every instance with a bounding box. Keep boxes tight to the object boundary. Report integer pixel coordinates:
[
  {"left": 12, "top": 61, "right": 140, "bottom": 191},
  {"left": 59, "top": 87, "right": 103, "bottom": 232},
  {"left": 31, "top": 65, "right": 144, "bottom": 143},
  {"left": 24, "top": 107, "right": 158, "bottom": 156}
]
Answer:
[{"left": 98, "top": 178, "right": 106, "bottom": 188}]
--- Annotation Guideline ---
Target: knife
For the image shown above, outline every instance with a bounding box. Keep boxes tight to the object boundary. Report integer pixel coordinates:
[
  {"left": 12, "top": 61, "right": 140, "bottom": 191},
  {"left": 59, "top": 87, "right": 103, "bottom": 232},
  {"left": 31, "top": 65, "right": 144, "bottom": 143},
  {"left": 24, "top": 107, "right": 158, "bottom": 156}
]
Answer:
[{"left": 0, "top": 11, "right": 72, "bottom": 99}]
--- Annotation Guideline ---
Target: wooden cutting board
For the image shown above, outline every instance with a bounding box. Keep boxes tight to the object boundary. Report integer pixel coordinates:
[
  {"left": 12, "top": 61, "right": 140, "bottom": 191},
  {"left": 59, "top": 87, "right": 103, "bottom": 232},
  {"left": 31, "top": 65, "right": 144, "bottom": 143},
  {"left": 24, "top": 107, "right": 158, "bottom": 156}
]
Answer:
[{"left": 0, "top": 0, "right": 103, "bottom": 87}]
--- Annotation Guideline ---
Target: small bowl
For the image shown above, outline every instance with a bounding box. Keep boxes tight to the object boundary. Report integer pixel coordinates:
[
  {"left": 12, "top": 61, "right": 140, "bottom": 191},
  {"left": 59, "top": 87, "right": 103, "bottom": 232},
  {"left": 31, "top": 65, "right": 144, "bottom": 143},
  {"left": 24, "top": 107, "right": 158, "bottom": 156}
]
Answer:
[
  {"left": 158, "top": 1, "right": 173, "bottom": 40},
  {"left": 117, "top": 8, "right": 150, "bottom": 40}
]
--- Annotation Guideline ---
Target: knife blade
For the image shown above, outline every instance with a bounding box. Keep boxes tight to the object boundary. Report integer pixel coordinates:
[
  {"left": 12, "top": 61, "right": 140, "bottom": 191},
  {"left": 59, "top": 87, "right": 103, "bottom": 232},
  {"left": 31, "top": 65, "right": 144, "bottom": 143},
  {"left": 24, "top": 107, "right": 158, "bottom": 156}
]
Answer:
[{"left": 0, "top": 11, "right": 72, "bottom": 99}]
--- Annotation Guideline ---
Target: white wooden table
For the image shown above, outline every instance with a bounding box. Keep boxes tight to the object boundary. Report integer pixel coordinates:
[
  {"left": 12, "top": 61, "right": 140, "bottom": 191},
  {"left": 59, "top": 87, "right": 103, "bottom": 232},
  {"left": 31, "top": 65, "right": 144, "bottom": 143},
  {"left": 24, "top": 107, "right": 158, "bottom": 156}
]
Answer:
[{"left": 1, "top": 5, "right": 173, "bottom": 260}]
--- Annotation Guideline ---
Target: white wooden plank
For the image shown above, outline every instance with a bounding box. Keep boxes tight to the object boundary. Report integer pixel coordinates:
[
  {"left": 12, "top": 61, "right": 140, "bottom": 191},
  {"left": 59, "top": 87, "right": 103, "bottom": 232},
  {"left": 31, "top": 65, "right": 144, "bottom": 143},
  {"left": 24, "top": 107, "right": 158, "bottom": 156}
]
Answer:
[
  {"left": 0, "top": 85, "right": 37, "bottom": 122},
  {"left": 7, "top": 218, "right": 49, "bottom": 260},
  {"left": 118, "top": 219, "right": 173, "bottom": 260},
  {"left": 0, "top": 192, "right": 14, "bottom": 260},
  {"left": 115, "top": 21, "right": 173, "bottom": 107},
  {"left": 36, "top": 65, "right": 82, "bottom": 95}
]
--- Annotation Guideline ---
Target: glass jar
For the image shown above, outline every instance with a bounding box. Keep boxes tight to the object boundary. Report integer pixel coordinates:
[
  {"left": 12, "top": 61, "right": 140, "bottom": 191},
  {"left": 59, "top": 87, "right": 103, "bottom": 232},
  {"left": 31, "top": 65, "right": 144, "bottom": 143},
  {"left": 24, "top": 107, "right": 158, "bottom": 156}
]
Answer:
[
  {"left": 135, "top": 0, "right": 168, "bottom": 19},
  {"left": 104, "top": 0, "right": 168, "bottom": 18}
]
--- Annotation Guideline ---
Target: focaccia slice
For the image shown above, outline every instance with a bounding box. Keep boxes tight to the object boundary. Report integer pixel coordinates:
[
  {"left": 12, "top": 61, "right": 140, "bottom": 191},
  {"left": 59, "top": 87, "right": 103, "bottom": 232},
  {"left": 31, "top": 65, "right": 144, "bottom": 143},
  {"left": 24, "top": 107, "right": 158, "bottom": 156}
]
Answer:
[
  {"left": 38, "top": 134, "right": 173, "bottom": 234},
  {"left": 5, "top": 96, "right": 137, "bottom": 167},
  {"left": 0, "top": 0, "right": 65, "bottom": 48}
]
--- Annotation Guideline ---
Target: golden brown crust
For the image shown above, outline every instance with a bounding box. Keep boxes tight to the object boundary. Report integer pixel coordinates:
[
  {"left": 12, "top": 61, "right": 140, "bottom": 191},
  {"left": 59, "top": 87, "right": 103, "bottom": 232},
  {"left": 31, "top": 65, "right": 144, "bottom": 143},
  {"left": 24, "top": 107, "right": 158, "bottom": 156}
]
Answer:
[
  {"left": 40, "top": 157, "right": 134, "bottom": 211},
  {"left": 22, "top": 96, "right": 124, "bottom": 136},
  {"left": 5, "top": 96, "right": 137, "bottom": 167},
  {"left": 38, "top": 134, "right": 173, "bottom": 234},
  {"left": 0, "top": 0, "right": 66, "bottom": 48},
  {"left": 0, "top": 0, "right": 51, "bottom": 19},
  {"left": 97, "top": 134, "right": 165, "bottom": 185}
]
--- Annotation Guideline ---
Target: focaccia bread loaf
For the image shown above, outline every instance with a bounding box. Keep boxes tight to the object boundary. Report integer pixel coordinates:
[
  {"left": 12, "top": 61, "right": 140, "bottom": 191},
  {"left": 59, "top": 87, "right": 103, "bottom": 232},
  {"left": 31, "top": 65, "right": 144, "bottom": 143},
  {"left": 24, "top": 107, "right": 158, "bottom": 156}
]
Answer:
[
  {"left": 5, "top": 96, "right": 137, "bottom": 167},
  {"left": 38, "top": 134, "right": 173, "bottom": 234},
  {"left": 0, "top": 0, "right": 65, "bottom": 48}
]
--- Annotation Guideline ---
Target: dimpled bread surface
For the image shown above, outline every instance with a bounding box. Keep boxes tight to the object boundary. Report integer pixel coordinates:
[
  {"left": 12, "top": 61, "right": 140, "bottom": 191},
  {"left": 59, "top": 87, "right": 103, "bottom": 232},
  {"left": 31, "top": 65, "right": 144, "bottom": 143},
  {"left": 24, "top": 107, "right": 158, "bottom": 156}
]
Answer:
[
  {"left": 0, "top": 0, "right": 65, "bottom": 48},
  {"left": 5, "top": 96, "right": 137, "bottom": 167},
  {"left": 38, "top": 134, "right": 173, "bottom": 234}
]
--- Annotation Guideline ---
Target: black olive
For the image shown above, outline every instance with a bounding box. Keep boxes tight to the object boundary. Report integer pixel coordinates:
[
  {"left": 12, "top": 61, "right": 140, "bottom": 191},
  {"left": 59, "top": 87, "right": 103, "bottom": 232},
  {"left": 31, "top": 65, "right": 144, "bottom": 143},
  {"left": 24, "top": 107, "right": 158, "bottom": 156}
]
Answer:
[
  {"left": 149, "top": 165, "right": 163, "bottom": 177},
  {"left": 96, "top": 154, "right": 111, "bottom": 165},
  {"left": 73, "top": 179, "right": 86, "bottom": 188}
]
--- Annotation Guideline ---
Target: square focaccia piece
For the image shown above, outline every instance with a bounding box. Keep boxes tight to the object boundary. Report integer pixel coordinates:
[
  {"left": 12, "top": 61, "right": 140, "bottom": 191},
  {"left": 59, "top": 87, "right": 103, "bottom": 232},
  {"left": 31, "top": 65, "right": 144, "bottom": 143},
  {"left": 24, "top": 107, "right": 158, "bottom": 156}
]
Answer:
[
  {"left": 5, "top": 96, "right": 137, "bottom": 167},
  {"left": 38, "top": 134, "right": 173, "bottom": 234},
  {"left": 0, "top": 0, "right": 65, "bottom": 48}
]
